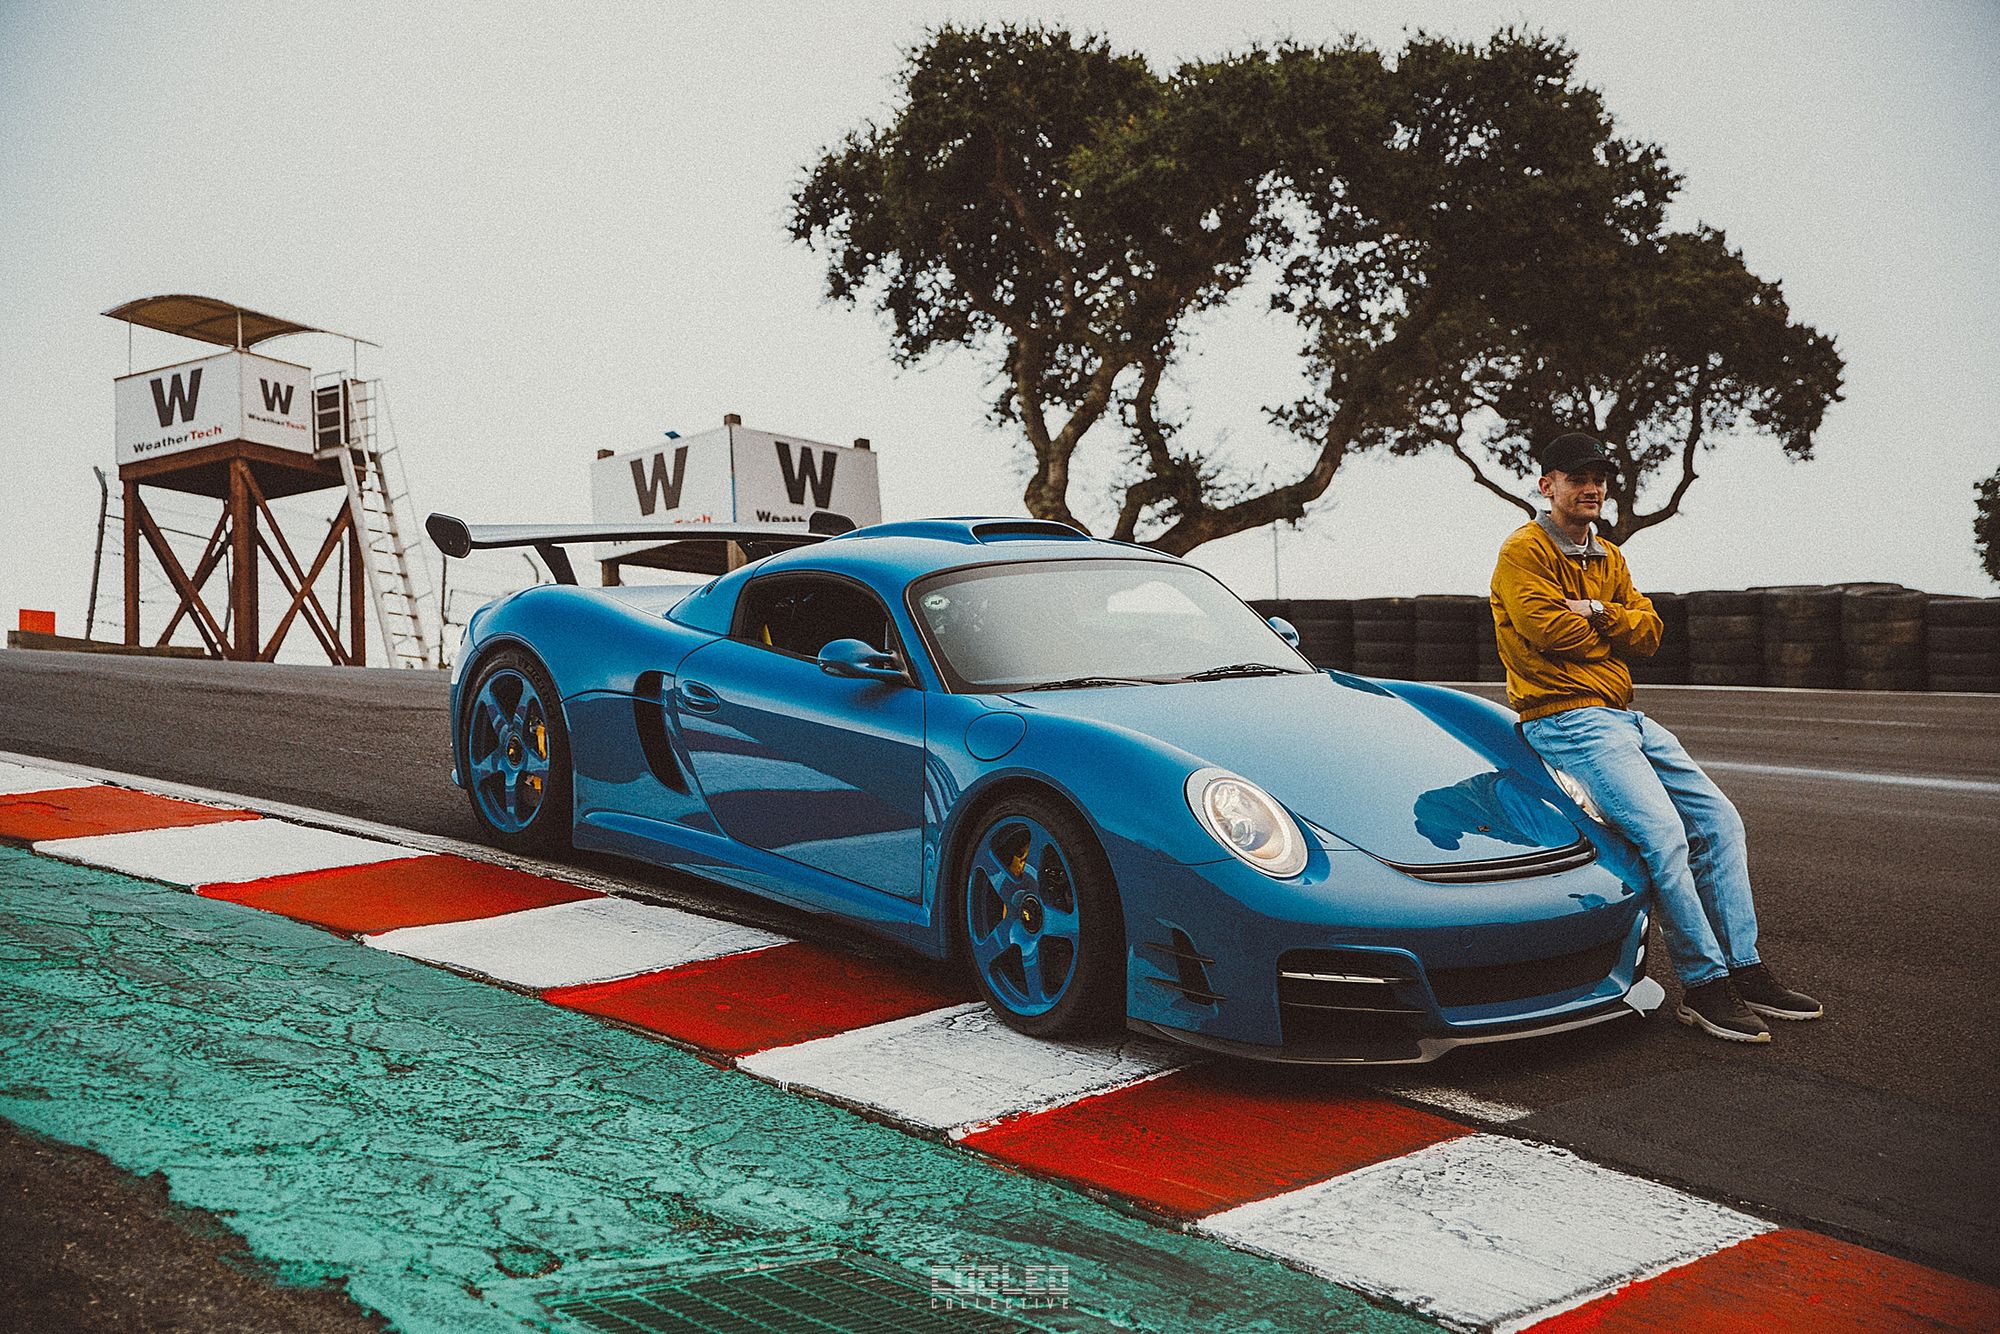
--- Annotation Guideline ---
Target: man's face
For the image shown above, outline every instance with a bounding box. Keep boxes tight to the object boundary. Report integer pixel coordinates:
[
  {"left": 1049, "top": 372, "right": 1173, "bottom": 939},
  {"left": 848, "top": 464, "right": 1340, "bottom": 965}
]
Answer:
[{"left": 1539, "top": 465, "right": 1612, "bottom": 529}]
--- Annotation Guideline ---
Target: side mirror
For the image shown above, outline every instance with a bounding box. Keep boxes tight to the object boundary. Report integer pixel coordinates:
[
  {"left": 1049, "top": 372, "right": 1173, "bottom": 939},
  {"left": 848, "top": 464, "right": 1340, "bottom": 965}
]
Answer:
[
  {"left": 1267, "top": 616, "right": 1302, "bottom": 649},
  {"left": 818, "top": 638, "right": 908, "bottom": 684}
]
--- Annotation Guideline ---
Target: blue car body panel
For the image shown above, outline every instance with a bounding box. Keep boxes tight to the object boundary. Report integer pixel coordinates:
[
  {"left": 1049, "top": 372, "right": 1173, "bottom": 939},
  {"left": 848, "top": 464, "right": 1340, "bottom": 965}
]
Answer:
[{"left": 447, "top": 521, "right": 1659, "bottom": 1062}]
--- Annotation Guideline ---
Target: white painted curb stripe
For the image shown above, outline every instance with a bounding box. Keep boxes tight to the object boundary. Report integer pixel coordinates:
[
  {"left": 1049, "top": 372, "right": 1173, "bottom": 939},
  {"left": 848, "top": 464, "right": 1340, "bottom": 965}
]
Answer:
[
  {"left": 36, "top": 819, "right": 430, "bottom": 886},
  {"left": 365, "top": 896, "right": 789, "bottom": 989},
  {"left": 0, "top": 761, "right": 103, "bottom": 795},
  {"left": 1200, "top": 1133, "right": 1768, "bottom": 1331},
  {"left": 739, "top": 1002, "right": 1184, "bottom": 1133}
]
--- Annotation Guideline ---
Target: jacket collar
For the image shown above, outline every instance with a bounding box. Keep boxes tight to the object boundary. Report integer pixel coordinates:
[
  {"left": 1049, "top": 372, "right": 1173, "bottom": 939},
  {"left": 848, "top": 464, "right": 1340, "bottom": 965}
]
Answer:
[{"left": 1536, "top": 511, "right": 1605, "bottom": 559}]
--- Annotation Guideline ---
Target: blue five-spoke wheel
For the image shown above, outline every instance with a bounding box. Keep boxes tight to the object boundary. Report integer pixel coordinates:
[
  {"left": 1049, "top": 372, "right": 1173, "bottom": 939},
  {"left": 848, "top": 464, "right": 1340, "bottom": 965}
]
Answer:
[
  {"left": 965, "top": 815, "right": 1083, "bottom": 1017},
  {"left": 467, "top": 667, "right": 553, "bottom": 835}
]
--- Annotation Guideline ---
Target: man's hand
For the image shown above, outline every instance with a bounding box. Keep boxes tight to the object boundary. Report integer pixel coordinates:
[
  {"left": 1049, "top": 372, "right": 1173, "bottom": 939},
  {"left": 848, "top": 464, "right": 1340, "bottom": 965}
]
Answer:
[{"left": 1566, "top": 598, "right": 1615, "bottom": 632}]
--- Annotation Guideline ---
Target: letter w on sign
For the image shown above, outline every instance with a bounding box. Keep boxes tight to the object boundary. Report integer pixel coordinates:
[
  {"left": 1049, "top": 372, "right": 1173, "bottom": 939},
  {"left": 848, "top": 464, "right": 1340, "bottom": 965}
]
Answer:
[
  {"left": 150, "top": 369, "right": 203, "bottom": 427},
  {"left": 775, "top": 441, "right": 837, "bottom": 508},
  {"left": 630, "top": 446, "right": 689, "bottom": 516},
  {"left": 258, "top": 379, "right": 295, "bottom": 414}
]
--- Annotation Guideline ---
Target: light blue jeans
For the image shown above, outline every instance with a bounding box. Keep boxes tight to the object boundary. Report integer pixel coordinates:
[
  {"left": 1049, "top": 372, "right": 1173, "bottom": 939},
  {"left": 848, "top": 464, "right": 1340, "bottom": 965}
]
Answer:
[{"left": 1522, "top": 707, "right": 1759, "bottom": 986}]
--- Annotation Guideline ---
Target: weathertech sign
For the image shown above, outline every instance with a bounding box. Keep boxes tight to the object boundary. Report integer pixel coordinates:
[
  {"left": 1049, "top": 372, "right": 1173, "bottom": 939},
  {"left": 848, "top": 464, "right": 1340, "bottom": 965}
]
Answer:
[
  {"left": 590, "top": 424, "right": 882, "bottom": 556},
  {"left": 114, "top": 351, "right": 315, "bottom": 465}
]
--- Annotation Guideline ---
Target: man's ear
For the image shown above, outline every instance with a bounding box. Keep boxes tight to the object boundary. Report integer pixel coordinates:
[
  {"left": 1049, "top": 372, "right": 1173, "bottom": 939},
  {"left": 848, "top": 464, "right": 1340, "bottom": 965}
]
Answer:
[{"left": 1536, "top": 475, "right": 1555, "bottom": 500}]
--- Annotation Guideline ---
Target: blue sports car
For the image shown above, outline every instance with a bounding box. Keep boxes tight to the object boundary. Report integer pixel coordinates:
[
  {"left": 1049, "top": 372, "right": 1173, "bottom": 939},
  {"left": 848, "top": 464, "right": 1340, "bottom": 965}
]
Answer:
[{"left": 428, "top": 513, "right": 1663, "bottom": 1064}]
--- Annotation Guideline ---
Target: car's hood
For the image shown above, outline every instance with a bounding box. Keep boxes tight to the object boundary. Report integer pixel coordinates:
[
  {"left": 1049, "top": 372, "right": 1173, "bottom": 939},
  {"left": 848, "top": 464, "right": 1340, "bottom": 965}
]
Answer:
[{"left": 1005, "top": 672, "right": 1579, "bottom": 867}]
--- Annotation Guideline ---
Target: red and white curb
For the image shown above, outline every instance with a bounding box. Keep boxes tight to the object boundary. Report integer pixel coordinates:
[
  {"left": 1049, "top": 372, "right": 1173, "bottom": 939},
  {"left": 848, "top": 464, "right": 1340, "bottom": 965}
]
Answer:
[{"left": 2, "top": 754, "right": 1995, "bottom": 1333}]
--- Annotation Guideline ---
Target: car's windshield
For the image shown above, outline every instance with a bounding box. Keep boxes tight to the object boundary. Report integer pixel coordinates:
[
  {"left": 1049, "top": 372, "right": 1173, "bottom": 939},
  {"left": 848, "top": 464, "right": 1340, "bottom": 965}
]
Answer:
[{"left": 909, "top": 558, "right": 1313, "bottom": 692}]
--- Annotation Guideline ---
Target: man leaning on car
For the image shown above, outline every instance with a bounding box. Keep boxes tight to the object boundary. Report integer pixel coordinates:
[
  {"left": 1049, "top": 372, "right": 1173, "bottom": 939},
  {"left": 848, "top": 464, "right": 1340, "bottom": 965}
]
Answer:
[{"left": 1489, "top": 432, "right": 1823, "bottom": 1044}]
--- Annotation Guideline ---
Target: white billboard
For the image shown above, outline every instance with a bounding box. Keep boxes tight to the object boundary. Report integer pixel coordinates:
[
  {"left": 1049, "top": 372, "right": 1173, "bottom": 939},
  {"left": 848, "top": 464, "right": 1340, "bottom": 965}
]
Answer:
[
  {"left": 114, "top": 351, "right": 315, "bottom": 465},
  {"left": 590, "top": 424, "right": 883, "bottom": 560}
]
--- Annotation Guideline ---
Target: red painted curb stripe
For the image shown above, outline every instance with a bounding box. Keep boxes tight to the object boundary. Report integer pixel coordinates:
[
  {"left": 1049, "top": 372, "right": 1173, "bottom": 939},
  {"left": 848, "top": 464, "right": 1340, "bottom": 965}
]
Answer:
[
  {"left": 958, "top": 1064, "right": 1469, "bottom": 1218},
  {"left": 0, "top": 786, "right": 258, "bottom": 843},
  {"left": 197, "top": 855, "right": 601, "bottom": 933},
  {"left": 542, "top": 941, "right": 966, "bottom": 1056},
  {"left": 1525, "top": 1228, "right": 2000, "bottom": 1333}
]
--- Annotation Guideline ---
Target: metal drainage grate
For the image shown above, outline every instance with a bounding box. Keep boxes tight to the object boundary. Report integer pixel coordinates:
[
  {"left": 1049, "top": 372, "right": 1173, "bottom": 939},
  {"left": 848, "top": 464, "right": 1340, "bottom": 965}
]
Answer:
[{"left": 546, "top": 1253, "right": 1060, "bottom": 1334}]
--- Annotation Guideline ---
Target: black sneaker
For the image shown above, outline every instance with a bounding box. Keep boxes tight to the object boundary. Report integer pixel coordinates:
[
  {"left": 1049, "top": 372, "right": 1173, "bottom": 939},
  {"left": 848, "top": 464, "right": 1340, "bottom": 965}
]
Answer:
[
  {"left": 1730, "top": 962, "right": 1823, "bottom": 1020},
  {"left": 1675, "top": 978, "right": 1771, "bottom": 1043}
]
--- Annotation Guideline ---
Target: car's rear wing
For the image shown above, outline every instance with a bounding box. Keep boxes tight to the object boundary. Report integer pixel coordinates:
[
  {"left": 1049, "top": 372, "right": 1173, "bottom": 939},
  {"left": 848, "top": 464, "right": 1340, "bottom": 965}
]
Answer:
[{"left": 425, "top": 512, "right": 844, "bottom": 585}]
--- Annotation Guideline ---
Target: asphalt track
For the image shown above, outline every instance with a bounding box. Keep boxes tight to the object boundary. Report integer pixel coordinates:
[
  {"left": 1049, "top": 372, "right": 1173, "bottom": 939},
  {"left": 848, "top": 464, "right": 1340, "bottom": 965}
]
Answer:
[{"left": 1, "top": 649, "right": 1996, "bottom": 1289}]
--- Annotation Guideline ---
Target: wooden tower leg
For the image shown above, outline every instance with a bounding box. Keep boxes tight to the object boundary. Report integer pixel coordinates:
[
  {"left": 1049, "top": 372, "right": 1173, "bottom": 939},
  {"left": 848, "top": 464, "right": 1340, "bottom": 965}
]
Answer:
[
  {"left": 348, "top": 510, "right": 366, "bottom": 667},
  {"left": 228, "top": 460, "right": 258, "bottom": 661},
  {"left": 122, "top": 479, "right": 140, "bottom": 647}
]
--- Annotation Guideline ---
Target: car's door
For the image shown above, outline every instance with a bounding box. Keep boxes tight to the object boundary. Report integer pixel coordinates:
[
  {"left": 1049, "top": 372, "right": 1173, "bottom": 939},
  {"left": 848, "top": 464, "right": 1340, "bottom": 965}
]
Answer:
[{"left": 671, "top": 572, "right": 927, "bottom": 900}]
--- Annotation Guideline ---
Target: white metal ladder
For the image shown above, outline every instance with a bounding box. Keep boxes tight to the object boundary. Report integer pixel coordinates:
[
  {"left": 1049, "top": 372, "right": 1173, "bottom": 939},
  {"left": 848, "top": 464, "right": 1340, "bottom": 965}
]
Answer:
[{"left": 315, "top": 374, "right": 436, "bottom": 669}]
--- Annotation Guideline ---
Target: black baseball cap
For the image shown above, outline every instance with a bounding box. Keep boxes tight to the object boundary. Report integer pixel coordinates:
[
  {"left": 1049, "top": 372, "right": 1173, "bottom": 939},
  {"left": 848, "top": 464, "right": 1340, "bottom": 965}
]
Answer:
[{"left": 1538, "top": 432, "right": 1615, "bottom": 476}]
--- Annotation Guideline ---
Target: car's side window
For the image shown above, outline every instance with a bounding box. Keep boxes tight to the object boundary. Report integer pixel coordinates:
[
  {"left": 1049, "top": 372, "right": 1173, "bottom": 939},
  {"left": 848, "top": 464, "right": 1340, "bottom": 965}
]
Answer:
[{"left": 735, "top": 575, "right": 900, "bottom": 661}]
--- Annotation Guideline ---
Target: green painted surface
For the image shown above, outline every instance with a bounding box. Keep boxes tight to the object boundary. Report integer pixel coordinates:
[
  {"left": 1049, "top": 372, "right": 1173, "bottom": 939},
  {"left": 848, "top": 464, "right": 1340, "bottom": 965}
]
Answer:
[{"left": 0, "top": 846, "right": 1437, "bottom": 1334}]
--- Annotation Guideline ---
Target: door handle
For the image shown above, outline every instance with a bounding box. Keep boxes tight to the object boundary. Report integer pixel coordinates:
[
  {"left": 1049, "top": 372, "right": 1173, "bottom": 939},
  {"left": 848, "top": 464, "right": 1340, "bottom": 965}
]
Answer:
[{"left": 677, "top": 680, "right": 721, "bottom": 714}]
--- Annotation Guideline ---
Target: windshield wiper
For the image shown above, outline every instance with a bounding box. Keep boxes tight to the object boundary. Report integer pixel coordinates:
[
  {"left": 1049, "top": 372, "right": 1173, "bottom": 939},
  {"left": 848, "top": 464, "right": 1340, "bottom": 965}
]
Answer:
[
  {"left": 1182, "top": 662, "right": 1311, "bottom": 681},
  {"left": 1011, "top": 675, "right": 1154, "bottom": 692}
]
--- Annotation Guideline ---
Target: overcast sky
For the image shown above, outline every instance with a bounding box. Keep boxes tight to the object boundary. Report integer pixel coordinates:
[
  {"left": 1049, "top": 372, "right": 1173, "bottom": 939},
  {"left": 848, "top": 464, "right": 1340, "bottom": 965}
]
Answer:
[{"left": 2, "top": 1, "right": 1995, "bottom": 662}]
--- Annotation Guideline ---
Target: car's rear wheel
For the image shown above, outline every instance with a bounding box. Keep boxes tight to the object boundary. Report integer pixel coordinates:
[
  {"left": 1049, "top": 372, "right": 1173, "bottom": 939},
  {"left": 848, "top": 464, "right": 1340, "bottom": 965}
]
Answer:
[
  {"left": 957, "top": 792, "right": 1124, "bottom": 1037},
  {"left": 461, "top": 648, "right": 572, "bottom": 853}
]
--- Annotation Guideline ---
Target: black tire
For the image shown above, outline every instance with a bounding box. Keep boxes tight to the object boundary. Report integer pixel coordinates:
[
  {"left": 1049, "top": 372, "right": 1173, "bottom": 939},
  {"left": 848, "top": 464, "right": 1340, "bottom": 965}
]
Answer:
[
  {"left": 1925, "top": 651, "right": 2000, "bottom": 677},
  {"left": 1842, "top": 619, "right": 1925, "bottom": 647},
  {"left": 459, "top": 647, "right": 574, "bottom": 854},
  {"left": 1844, "top": 643, "right": 1923, "bottom": 672},
  {"left": 1925, "top": 597, "right": 2000, "bottom": 628},
  {"left": 1926, "top": 625, "right": 2000, "bottom": 653},
  {"left": 1690, "top": 590, "right": 1762, "bottom": 616},
  {"left": 1928, "top": 675, "right": 2000, "bottom": 694},
  {"left": 1843, "top": 591, "right": 1927, "bottom": 623},
  {"left": 953, "top": 791, "right": 1125, "bottom": 1039},
  {"left": 1688, "top": 614, "right": 1762, "bottom": 640}
]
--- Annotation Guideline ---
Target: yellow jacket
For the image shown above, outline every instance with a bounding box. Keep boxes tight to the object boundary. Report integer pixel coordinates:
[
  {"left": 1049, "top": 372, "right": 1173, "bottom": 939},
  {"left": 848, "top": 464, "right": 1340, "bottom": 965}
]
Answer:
[{"left": 1490, "top": 518, "right": 1663, "bottom": 721}]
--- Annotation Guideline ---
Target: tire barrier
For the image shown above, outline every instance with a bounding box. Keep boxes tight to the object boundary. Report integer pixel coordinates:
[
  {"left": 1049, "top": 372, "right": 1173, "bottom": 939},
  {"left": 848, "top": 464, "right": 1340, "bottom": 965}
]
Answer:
[
  {"left": 1628, "top": 592, "right": 1690, "bottom": 685},
  {"left": 1349, "top": 597, "right": 1415, "bottom": 680},
  {"left": 1474, "top": 598, "right": 1506, "bottom": 683},
  {"left": 1923, "top": 596, "right": 2000, "bottom": 693},
  {"left": 1841, "top": 588, "right": 1927, "bottom": 692},
  {"left": 1687, "top": 590, "right": 1764, "bottom": 687},
  {"left": 1255, "top": 585, "right": 1991, "bottom": 692},
  {"left": 1286, "top": 598, "right": 1354, "bottom": 672},
  {"left": 1758, "top": 585, "right": 1845, "bottom": 690},
  {"left": 1411, "top": 594, "right": 1483, "bottom": 681}
]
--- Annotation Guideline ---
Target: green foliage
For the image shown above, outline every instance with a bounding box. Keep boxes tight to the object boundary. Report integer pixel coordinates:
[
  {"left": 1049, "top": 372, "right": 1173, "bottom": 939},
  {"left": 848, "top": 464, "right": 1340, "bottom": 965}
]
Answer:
[
  {"left": 1977, "top": 468, "right": 2000, "bottom": 585},
  {"left": 791, "top": 23, "right": 1840, "bottom": 552}
]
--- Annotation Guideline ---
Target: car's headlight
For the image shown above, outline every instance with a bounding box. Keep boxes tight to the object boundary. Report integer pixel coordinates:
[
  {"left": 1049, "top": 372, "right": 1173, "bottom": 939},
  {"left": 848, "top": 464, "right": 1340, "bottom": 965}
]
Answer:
[
  {"left": 1546, "top": 764, "right": 1607, "bottom": 825},
  {"left": 1186, "top": 768, "right": 1307, "bottom": 878}
]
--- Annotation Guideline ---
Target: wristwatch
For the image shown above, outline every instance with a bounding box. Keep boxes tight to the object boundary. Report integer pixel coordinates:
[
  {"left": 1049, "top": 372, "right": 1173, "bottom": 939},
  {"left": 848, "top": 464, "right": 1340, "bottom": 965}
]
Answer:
[{"left": 1587, "top": 599, "right": 1612, "bottom": 630}]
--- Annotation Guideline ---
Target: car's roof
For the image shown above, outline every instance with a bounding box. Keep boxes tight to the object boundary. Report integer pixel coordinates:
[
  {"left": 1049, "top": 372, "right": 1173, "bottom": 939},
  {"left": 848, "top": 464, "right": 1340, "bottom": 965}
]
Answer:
[{"left": 665, "top": 517, "right": 1186, "bottom": 632}]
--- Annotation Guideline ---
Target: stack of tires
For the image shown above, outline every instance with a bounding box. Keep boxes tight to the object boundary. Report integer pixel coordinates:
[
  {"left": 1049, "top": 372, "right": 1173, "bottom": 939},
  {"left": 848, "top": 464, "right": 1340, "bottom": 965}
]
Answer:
[
  {"left": 1922, "top": 597, "right": 2000, "bottom": 693},
  {"left": 1841, "top": 588, "right": 1927, "bottom": 691},
  {"left": 1629, "top": 592, "right": 1690, "bottom": 685},
  {"left": 1686, "top": 590, "right": 1763, "bottom": 686},
  {"left": 1758, "top": 586, "right": 1845, "bottom": 689},
  {"left": 1475, "top": 596, "right": 1506, "bottom": 683},
  {"left": 1287, "top": 599, "right": 1354, "bottom": 671},
  {"left": 1350, "top": 597, "right": 1415, "bottom": 679},
  {"left": 1411, "top": 595, "right": 1483, "bottom": 681}
]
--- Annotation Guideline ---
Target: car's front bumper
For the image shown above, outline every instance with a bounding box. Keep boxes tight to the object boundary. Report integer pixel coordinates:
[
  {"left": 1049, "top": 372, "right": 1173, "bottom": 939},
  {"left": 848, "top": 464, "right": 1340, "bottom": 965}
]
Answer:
[{"left": 1116, "top": 833, "right": 1658, "bottom": 1064}]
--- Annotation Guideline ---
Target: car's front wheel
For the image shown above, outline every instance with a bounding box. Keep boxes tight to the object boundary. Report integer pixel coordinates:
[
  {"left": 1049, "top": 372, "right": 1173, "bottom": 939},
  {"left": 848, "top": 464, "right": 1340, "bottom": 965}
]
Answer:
[
  {"left": 461, "top": 647, "right": 572, "bottom": 853},
  {"left": 957, "top": 793, "right": 1124, "bottom": 1037}
]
